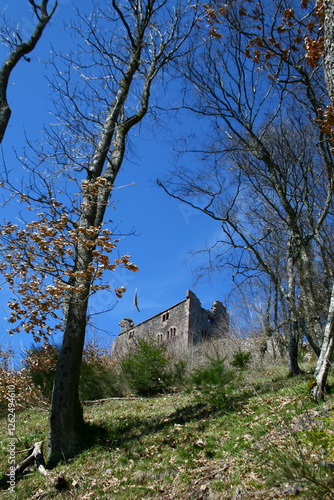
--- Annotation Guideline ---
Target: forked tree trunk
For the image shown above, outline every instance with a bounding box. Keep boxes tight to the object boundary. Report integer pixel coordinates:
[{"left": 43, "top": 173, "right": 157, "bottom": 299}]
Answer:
[
  {"left": 46, "top": 16, "right": 146, "bottom": 465},
  {"left": 43, "top": 0, "right": 194, "bottom": 465}
]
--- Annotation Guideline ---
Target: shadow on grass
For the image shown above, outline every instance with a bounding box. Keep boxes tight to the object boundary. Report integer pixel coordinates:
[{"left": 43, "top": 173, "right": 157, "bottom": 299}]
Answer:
[
  {"left": 54, "top": 371, "right": 317, "bottom": 464},
  {"left": 246, "top": 371, "right": 313, "bottom": 398},
  {"left": 81, "top": 394, "right": 246, "bottom": 457},
  {"left": 80, "top": 369, "right": 319, "bottom": 458}
]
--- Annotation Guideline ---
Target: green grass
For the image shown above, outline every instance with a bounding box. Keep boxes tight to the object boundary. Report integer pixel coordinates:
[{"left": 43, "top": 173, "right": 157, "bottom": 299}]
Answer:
[{"left": 0, "top": 363, "right": 333, "bottom": 499}]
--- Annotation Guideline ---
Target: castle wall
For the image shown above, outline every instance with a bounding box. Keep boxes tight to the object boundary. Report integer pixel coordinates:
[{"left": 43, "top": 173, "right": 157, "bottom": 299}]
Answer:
[
  {"left": 111, "top": 297, "right": 190, "bottom": 359},
  {"left": 187, "top": 290, "right": 229, "bottom": 344},
  {"left": 111, "top": 290, "right": 229, "bottom": 359}
]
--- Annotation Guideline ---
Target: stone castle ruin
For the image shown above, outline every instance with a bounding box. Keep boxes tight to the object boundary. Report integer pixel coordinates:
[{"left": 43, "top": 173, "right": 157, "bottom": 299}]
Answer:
[{"left": 111, "top": 290, "right": 229, "bottom": 359}]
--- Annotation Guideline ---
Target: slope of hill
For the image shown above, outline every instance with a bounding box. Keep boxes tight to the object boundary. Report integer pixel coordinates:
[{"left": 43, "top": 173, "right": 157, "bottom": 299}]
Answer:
[{"left": 0, "top": 364, "right": 333, "bottom": 499}]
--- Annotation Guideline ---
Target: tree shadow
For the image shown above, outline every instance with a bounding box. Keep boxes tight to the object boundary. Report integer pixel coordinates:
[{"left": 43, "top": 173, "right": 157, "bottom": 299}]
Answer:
[
  {"left": 81, "top": 395, "right": 244, "bottom": 456},
  {"left": 59, "top": 369, "right": 307, "bottom": 463}
]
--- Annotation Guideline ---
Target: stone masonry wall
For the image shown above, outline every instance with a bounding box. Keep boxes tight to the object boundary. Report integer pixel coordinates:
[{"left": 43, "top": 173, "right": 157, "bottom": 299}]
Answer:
[
  {"left": 111, "top": 290, "right": 229, "bottom": 359},
  {"left": 187, "top": 290, "right": 229, "bottom": 345}
]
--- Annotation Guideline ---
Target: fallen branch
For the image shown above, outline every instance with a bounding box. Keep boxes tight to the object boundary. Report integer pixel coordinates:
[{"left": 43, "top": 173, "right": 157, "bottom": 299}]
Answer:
[
  {"left": 0, "top": 442, "right": 74, "bottom": 495},
  {"left": 83, "top": 396, "right": 143, "bottom": 404},
  {"left": 0, "top": 441, "right": 48, "bottom": 489},
  {"left": 15, "top": 441, "right": 48, "bottom": 477}
]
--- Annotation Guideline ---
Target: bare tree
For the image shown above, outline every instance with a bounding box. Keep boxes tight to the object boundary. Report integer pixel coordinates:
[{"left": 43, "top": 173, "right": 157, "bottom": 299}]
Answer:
[
  {"left": 311, "top": 0, "right": 334, "bottom": 401},
  {"left": 0, "top": 0, "right": 57, "bottom": 142},
  {"left": 159, "top": 0, "right": 334, "bottom": 377},
  {"left": 46, "top": 0, "right": 195, "bottom": 465},
  {"left": 0, "top": 0, "right": 196, "bottom": 465}
]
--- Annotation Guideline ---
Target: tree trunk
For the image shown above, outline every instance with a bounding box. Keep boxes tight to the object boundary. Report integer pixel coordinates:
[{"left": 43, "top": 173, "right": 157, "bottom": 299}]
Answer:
[
  {"left": 311, "top": 1, "right": 334, "bottom": 401},
  {"left": 312, "top": 282, "right": 334, "bottom": 401},
  {"left": 47, "top": 293, "right": 88, "bottom": 465},
  {"left": 0, "top": 101, "right": 10, "bottom": 143},
  {"left": 41, "top": 0, "right": 195, "bottom": 465},
  {"left": 297, "top": 246, "right": 324, "bottom": 354},
  {"left": 287, "top": 239, "right": 302, "bottom": 375},
  {"left": 288, "top": 320, "right": 303, "bottom": 376},
  {"left": 324, "top": 1, "right": 334, "bottom": 106}
]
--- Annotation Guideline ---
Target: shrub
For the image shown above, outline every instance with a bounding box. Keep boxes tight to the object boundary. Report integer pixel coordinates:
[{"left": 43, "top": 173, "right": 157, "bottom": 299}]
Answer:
[
  {"left": 80, "top": 340, "right": 126, "bottom": 399},
  {"left": 259, "top": 411, "right": 334, "bottom": 498},
  {"left": 80, "top": 358, "right": 125, "bottom": 400},
  {"left": 120, "top": 336, "right": 170, "bottom": 396},
  {"left": 166, "top": 359, "right": 187, "bottom": 389},
  {"left": 24, "top": 339, "right": 125, "bottom": 402},
  {"left": 0, "top": 346, "right": 47, "bottom": 413},
  {"left": 189, "top": 350, "right": 237, "bottom": 408},
  {"left": 0, "top": 339, "right": 126, "bottom": 412},
  {"left": 231, "top": 350, "right": 252, "bottom": 369},
  {"left": 24, "top": 342, "right": 58, "bottom": 400}
]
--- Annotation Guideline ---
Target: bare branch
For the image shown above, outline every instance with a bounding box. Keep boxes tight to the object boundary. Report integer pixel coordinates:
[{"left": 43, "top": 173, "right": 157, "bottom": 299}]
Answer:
[{"left": 0, "top": 0, "right": 57, "bottom": 142}]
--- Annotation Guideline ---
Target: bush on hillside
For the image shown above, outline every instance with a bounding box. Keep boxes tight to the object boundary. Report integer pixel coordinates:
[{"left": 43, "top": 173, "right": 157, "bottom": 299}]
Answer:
[
  {"left": 189, "top": 350, "right": 237, "bottom": 408},
  {"left": 24, "top": 342, "right": 58, "bottom": 399},
  {"left": 24, "top": 339, "right": 124, "bottom": 403},
  {"left": 120, "top": 336, "right": 172, "bottom": 396},
  {"left": 0, "top": 346, "right": 47, "bottom": 414},
  {"left": 166, "top": 359, "right": 188, "bottom": 389},
  {"left": 80, "top": 341, "right": 125, "bottom": 399},
  {"left": 231, "top": 350, "right": 252, "bottom": 369}
]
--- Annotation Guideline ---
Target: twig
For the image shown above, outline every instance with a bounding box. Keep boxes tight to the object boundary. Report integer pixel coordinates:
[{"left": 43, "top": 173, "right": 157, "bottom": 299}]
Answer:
[{"left": 83, "top": 396, "right": 143, "bottom": 404}]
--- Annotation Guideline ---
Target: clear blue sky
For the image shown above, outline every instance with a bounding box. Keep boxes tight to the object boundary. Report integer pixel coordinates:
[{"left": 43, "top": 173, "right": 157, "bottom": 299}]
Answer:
[{"left": 0, "top": 0, "right": 232, "bottom": 360}]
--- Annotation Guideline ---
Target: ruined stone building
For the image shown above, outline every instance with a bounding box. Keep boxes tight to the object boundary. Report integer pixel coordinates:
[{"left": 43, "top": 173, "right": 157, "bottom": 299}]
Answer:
[{"left": 111, "top": 290, "right": 229, "bottom": 358}]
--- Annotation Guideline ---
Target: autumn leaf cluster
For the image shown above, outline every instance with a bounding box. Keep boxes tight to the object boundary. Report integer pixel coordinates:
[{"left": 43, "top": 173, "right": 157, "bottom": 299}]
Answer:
[
  {"left": 200, "top": 0, "right": 324, "bottom": 67},
  {"left": 0, "top": 179, "right": 138, "bottom": 342},
  {"left": 0, "top": 339, "right": 118, "bottom": 410},
  {"left": 0, "top": 346, "right": 46, "bottom": 411},
  {"left": 198, "top": 1, "right": 334, "bottom": 151}
]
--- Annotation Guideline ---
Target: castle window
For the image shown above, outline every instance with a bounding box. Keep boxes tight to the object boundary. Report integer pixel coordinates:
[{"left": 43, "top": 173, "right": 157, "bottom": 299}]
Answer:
[
  {"left": 208, "top": 315, "right": 214, "bottom": 323},
  {"left": 201, "top": 329, "right": 208, "bottom": 340},
  {"left": 166, "top": 327, "right": 176, "bottom": 340},
  {"left": 162, "top": 312, "right": 169, "bottom": 322},
  {"left": 128, "top": 330, "right": 135, "bottom": 339},
  {"left": 157, "top": 333, "right": 163, "bottom": 343}
]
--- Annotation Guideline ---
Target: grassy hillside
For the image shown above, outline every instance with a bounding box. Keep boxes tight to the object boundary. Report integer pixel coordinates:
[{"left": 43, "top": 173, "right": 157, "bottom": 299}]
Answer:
[{"left": 0, "top": 364, "right": 333, "bottom": 499}]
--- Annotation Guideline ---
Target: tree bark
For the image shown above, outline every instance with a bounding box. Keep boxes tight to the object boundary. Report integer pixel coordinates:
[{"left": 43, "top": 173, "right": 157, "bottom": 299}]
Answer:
[
  {"left": 47, "top": 292, "right": 88, "bottom": 465},
  {"left": 288, "top": 321, "right": 303, "bottom": 376},
  {"left": 311, "top": 0, "right": 334, "bottom": 401},
  {"left": 313, "top": 284, "right": 334, "bottom": 401},
  {"left": 324, "top": 0, "right": 334, "bottom": 106},
  {"left": 46, "top": 28, "right": 148, "bottom": 466},
  {"left": 0, "top": 0, "right": 57, "bottom": 142},
  {"left": 287, "top": 243, "right": 303, "bottom": 376}
]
